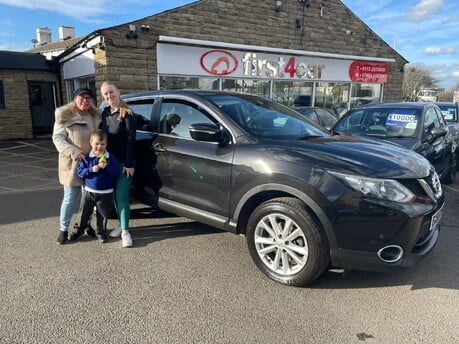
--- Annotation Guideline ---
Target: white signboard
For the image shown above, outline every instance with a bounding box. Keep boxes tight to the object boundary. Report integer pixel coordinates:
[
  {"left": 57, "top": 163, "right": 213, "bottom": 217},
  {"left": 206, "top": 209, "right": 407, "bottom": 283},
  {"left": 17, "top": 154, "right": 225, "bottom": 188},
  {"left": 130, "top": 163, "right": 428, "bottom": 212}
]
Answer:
[{"left": 157, "top": 43, "right": 387, "bottom": 83}]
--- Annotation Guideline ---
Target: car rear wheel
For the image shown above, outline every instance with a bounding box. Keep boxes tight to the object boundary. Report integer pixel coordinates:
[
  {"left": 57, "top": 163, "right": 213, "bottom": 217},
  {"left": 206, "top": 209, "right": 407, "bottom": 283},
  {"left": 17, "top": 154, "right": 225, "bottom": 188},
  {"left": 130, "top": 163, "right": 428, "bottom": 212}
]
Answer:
[{"left": 246, "top": 197, "right": 330, "bottom": 286}]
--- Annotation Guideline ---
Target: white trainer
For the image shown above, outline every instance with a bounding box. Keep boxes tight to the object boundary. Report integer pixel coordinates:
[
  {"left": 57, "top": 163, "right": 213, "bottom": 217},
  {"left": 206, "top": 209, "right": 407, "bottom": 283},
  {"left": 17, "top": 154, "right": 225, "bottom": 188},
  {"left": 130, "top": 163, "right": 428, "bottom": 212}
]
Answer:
[
  {"left": 121, "top": 231, "right": 133, "bottom": 248},
  {"left": 109, "top": 226, "right": 122, "bottom": 238}
]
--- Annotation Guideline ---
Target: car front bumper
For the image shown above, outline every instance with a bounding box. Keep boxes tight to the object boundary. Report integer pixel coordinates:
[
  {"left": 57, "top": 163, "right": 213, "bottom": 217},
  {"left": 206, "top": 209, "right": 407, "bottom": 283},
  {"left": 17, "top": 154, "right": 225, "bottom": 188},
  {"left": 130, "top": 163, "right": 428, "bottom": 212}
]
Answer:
[{"left": 331, "top": 199, "right": 443, "bottom": 272}]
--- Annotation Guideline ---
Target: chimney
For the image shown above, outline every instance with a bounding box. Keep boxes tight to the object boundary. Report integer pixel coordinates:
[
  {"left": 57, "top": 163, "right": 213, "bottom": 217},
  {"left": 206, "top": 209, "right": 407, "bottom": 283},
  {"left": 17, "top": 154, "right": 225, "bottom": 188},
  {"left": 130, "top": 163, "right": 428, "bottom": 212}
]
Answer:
[
  {"left": 58, "top": 26, "right": 75, "bottom": 41},
  {"left": 36, "top": 27, "right": 52, "bottom": 45}
]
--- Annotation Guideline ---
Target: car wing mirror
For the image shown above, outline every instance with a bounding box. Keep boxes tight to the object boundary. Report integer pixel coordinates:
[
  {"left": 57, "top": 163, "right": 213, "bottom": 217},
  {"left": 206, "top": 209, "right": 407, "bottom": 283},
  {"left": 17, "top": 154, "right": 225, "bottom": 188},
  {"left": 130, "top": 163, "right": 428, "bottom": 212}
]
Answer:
[
  {"left": 430, "top": 127, "right": 447, "bottom": 138},
  {"left": 424, "top": 127, "right": 446, "bottom": 143},
  {"left": 189, "top": 123, "right": 230, "bottom": 146}
]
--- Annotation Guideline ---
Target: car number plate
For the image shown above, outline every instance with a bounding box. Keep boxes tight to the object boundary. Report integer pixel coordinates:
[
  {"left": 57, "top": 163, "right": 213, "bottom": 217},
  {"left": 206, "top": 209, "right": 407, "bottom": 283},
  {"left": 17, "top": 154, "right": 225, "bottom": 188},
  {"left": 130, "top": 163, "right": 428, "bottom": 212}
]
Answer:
[{"left": 430, "top": 206, "right": 443, "bottom": 231}]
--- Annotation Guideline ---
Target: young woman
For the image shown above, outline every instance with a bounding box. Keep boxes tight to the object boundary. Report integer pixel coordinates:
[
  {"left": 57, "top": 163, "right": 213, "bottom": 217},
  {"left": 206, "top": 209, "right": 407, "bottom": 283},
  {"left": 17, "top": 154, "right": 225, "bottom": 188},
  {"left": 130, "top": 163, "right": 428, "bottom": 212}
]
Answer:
[{"left": 99, "top": 81, "right": 137, "bottom": 247}]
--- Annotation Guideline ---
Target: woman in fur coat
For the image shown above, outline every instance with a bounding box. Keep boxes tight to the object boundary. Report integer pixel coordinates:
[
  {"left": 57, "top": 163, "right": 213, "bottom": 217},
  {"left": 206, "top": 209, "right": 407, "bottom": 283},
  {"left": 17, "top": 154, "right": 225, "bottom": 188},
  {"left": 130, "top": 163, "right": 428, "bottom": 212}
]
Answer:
[{"left": 52, "top": 88, "right": 101, "bottom": 244}]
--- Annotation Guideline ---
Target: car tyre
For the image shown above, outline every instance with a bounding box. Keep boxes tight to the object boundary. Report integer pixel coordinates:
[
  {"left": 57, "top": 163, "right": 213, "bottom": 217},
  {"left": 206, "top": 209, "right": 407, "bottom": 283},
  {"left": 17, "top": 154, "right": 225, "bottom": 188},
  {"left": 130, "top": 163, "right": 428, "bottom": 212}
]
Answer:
[{"left": 246, "top": 197, "right": 330, "bottom": 286}]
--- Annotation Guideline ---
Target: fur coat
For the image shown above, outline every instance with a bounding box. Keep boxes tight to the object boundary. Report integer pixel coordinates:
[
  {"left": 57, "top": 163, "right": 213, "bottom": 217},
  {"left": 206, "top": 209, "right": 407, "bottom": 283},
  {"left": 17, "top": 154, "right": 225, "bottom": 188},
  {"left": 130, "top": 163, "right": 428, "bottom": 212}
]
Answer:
[{"left": 52, "top": 102, "right": 101, "bottom": 186}]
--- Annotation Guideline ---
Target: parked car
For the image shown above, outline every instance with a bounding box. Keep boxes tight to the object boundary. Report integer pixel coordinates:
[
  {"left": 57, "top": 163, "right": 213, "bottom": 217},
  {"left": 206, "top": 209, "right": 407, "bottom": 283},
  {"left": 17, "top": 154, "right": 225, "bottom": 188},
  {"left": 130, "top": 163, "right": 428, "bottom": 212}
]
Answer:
[
  {"left": 293, "top": 106, "right": 338, "bottom": 130},
  {"left": 435, "top": 101, "right": 459, "bottom": 167},
  {"left": 332, "top": 102, "right": 456, "bottom": 184},
  {"left": 122, "top": 91, "right": 444, "bottom": 286}
]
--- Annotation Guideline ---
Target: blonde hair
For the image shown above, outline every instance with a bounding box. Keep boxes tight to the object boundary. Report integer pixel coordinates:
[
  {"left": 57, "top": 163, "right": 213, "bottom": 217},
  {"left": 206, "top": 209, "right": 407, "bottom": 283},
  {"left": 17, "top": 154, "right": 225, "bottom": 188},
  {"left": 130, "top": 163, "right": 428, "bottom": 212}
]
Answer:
[
  {"left": 100, "top": 81, "right": 133, "bottom": 120},
  {"left": 90, "top": 129, "right": 107, "bottom": 142}
]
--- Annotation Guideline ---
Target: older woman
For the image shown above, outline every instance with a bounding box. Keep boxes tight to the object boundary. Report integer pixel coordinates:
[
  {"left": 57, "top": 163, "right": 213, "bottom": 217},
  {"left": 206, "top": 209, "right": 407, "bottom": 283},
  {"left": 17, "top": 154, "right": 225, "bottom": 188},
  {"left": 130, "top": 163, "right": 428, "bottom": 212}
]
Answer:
[{"left": 52, "top": 88, "right": 101, "bottom": 244}]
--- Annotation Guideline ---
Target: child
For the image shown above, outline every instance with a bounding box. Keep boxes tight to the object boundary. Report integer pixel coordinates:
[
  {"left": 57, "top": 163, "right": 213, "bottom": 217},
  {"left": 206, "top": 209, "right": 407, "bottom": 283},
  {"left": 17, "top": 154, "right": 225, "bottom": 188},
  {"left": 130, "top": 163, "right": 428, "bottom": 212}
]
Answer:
[{"left": 69, "top": 129, "right": 120, "bottom": 243}]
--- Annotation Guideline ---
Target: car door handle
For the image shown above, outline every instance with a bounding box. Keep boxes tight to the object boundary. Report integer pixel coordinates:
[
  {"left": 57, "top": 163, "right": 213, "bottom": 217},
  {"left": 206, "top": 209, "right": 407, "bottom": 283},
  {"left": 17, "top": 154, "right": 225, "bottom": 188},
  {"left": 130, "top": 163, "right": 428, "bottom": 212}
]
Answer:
[{"left": 153, "top": 143, "right": 166, "bottom": 154}]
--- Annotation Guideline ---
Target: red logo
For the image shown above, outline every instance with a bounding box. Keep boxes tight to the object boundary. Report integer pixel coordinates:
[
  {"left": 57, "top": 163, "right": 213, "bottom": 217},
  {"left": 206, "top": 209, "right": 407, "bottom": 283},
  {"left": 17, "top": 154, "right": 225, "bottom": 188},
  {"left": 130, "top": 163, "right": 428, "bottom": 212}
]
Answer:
[{"left": 200, "top": 50, "right": 239, "bottom": 76}]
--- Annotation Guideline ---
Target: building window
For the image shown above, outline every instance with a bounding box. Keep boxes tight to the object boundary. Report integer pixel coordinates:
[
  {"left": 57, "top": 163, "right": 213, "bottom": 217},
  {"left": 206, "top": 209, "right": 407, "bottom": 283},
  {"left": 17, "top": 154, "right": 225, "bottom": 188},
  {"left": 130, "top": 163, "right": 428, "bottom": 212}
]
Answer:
[
  {"left": 315, "top": 82, "right": 351, "bottom": 117},
  {"left": 0, "top": 81, "right": 5, "bottom": 109},
  {"left": 351, "top": 83, "right": 382, "bottom": 108},
  {"left": 159, "top": 76, "right": 218, "bottom": 90},
  {"left": 158, "top": 75, "right": 384, "bottom": 118},
  {"left": 272, "top": 81, "right": 314, "bottom": 107},
  {"left": 65, "top": 78, "right": 95, "bottom": 103},
  {"left": 221, "top": 79, "right": 270, "bottom": 97}
]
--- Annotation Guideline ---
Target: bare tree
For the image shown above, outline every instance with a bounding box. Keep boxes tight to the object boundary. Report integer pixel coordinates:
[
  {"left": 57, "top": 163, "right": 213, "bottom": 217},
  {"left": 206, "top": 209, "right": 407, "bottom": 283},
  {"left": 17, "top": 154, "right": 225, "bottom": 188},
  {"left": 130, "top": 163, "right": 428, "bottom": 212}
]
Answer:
[
  {"left": 437, "top": 80, "right": 459, "bottom": 101},
  {"left": 402, "top": 64, "right": 438, "bottom": 100}
]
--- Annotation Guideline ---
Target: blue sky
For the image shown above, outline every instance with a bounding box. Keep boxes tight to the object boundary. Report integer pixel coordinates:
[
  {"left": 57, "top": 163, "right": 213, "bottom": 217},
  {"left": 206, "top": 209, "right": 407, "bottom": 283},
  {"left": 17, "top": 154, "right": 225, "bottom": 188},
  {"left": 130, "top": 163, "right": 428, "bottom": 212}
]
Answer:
[{"left": 1, "top": 0, "right": 458, "bottom": 90}]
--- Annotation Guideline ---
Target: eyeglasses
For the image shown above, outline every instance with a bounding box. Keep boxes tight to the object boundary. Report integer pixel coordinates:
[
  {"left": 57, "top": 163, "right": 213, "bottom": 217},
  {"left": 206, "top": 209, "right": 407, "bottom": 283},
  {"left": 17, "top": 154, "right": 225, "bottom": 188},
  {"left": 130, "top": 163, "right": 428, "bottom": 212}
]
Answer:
[{"left": 80, "top": 96, "right": 93, "bottom": 101}]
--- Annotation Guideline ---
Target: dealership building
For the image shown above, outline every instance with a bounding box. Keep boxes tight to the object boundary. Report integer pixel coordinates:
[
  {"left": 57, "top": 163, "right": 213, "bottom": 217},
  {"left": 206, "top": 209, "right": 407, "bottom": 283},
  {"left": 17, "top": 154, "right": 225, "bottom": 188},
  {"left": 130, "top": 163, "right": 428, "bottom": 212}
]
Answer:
[{"left": 0, "top": 0, "right": 407, "bottom": 139}]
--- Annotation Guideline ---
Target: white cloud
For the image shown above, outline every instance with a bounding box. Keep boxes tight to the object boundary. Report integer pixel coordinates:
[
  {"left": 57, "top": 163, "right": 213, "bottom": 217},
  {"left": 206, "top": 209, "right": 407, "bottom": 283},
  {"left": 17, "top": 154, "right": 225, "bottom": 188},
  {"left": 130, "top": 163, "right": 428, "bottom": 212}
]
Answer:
[
  {"left": 424, "top": 46, "right": 456, "bottom": 55},
  {"left": 0, "top": 0, "right": 107, "bottom": 19},
  {"left": 410, "top": 0, "right": 444, "bottom": 21}
]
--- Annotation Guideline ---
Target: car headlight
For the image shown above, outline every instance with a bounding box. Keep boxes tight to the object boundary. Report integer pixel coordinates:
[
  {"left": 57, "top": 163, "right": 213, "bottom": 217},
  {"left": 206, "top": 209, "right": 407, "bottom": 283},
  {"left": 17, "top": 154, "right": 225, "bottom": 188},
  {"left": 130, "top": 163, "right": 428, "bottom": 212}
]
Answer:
[{"left": 329, "top": 171, "right": 415, "bottom": 203}]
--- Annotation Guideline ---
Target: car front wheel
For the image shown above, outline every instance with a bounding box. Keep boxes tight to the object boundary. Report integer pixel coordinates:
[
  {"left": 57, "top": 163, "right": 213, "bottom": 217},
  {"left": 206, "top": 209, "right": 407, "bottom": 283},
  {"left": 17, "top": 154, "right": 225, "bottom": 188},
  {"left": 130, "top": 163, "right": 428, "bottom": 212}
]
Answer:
[{"left": 246, "top": 197, "right": 330, "bottom": 286}]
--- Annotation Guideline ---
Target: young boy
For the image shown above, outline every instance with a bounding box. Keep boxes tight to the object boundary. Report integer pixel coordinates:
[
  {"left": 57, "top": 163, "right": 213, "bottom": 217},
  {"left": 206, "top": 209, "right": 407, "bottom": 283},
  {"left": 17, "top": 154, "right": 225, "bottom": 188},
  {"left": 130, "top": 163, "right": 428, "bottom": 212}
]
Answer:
[{"left": 69, "top": 129, "right": 120, "bottom": 243}]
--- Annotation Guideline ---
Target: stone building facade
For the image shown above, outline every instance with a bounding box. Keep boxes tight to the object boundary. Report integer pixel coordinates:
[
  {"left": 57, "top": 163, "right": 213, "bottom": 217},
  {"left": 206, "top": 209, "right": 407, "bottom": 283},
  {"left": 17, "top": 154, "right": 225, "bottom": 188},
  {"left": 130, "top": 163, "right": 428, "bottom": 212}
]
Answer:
[
  {"left": 1, "top": 0, "right": 408, "bottom": 139},
  {"left": 86, "top": 0, "right": 406, "bottom": 102}
]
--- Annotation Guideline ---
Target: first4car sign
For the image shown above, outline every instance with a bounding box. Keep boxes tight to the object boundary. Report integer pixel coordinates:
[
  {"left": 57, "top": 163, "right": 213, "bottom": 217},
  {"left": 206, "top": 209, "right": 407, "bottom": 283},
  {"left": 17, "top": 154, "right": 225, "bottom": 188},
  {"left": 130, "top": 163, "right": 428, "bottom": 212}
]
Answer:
[{"left": 157, "top": 42, "right": 390, "bottom": 83}]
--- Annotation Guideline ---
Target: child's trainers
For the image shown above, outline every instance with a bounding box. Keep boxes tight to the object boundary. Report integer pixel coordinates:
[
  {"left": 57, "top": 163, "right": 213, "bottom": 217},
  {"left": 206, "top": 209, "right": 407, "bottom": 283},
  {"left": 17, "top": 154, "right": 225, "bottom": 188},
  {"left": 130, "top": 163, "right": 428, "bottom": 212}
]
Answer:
[
  {"left": 121, "top": 231, "right": 133, "bottom": 248},
  {"left": 69, "top": 223, "right": 85, "bottom": 241},
  {"left": 97, "top": 232, "right": 108, "bottom": 243},
  {"left": 85, "top": 225, "right": 96, "bottom": 238}
]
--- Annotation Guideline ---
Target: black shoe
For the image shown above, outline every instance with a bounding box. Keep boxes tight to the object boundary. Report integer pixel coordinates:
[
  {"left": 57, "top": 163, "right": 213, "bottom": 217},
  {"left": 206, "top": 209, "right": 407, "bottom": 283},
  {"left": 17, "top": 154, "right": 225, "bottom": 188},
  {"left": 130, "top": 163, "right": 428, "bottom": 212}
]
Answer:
[
  {"left": 57, "top": 231, "right": 68, "bottom": 245},
  {"left": 69, "top": 224, "right": 85, "bottom": 241},
  {"left": 85, "top": 225, "right": 96, "bottom": 238},
  {"left": 97, "top": 231, "right": 108, "bottom": 243}
]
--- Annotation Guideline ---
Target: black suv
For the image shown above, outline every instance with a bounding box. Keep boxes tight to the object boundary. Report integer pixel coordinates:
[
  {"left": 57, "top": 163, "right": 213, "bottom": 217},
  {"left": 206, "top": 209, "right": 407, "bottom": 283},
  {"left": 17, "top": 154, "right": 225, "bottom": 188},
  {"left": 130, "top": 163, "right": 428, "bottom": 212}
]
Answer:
[
  {"left": 124, "top": 90, "right": 444, "bottom": 286},
  {"left": 332, "top": 102, "right": 456, "bottom": 184}
]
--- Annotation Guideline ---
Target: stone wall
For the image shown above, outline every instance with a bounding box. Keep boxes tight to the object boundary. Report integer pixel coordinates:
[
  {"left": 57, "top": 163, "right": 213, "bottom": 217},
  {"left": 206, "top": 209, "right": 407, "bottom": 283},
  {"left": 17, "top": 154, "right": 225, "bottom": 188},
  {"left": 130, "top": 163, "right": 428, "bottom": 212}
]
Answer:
[
  {"left": 94, "top": 0, "right": 406, "bottom": 102},
  {"left": 0, "top": 70, "right": 57, "bottom": 139}
]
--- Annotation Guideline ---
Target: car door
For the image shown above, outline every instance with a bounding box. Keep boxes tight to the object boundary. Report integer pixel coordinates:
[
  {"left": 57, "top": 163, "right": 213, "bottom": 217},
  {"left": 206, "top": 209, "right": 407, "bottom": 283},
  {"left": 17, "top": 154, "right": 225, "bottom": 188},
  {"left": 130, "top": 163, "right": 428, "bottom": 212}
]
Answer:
[
  {"left": 152, "top": 97, "right": 234, "bottom": 219},
  {"left": 123, "top": 97, "right": 160, "bottom": 204},
  {"left": 419, "top": 106, "right": 449, "bottom": 175}
]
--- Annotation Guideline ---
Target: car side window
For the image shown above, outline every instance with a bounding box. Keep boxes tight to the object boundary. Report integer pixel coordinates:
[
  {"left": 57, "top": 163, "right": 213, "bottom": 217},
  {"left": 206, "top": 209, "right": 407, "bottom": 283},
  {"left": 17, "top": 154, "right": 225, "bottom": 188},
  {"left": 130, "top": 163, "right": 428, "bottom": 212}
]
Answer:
[
  {"left": 125, "top": 99, "right": 155, "bottom": 121},
  {"left": 125, "top": 99, "right": 155, "bottom": 130},
  {"left": 159, "top": 100, "right": 215, "bottom": 138},
  {"left": 335, "top": 109, "right": 364, "bottom": 131},
  {"left": 434, "top": 107, "right": 446, "bottom": 126},
  {"left": 423, "top": 108, "right": 441, "bottom": 137}
]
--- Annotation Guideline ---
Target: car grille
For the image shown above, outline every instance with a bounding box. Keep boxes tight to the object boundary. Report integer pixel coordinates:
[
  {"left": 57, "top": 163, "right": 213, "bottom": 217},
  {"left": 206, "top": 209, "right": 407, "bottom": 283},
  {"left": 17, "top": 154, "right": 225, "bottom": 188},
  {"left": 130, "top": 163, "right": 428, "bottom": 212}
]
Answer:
[{"left": 398, "top": 170, "right": 442, "bottom": 202}]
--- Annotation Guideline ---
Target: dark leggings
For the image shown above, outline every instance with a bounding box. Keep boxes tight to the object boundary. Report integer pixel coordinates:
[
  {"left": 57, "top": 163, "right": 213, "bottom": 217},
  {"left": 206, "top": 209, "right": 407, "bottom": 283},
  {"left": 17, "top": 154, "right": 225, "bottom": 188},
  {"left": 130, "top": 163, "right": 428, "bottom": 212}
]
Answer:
[{"left": 79, "top": 190, "right": 114, "bottom": 233}]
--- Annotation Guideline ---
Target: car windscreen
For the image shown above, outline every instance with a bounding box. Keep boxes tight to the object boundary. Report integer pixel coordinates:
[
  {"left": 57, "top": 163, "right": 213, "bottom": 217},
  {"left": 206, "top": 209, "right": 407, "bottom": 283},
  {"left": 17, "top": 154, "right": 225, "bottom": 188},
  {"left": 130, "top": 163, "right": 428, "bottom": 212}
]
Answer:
[
  {"left": 203, "top": 94, "right": 328, "bottom": 139},
  {"left": 334, "top": 107, "right": 421, "bottom": 138}
]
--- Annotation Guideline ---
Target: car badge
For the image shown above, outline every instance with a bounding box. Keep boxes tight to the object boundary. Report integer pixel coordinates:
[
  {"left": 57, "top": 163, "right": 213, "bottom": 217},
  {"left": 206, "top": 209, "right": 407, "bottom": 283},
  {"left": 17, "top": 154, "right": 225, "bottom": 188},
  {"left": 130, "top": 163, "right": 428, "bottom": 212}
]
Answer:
[{"left": 431, "top": 171, "right": 442, "bottom": 198}]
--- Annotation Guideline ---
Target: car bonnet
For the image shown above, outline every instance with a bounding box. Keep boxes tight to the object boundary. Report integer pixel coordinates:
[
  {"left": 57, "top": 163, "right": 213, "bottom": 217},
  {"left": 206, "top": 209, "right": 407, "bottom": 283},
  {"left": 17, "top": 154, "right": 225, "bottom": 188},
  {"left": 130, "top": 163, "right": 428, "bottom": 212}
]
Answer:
[{"left": 267, "top": 135, "right": 432, "bottom": 179}]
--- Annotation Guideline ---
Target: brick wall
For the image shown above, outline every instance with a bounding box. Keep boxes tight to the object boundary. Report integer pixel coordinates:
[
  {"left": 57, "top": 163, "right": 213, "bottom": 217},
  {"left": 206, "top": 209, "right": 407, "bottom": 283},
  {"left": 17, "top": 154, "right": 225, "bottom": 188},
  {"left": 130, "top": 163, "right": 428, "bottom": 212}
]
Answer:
[{"left": 93, "top": 0, "right": 406, "bottom": 102}]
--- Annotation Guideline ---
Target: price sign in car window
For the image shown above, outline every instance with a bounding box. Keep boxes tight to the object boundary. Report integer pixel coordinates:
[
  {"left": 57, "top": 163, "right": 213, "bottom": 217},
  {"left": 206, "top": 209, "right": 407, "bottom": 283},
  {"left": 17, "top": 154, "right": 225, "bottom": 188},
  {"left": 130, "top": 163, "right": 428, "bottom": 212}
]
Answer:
[
  {"left": 386, "top": 110, "right": 419, "bottom": 130},
  {"left": 441, "top": 109, "right": 454, "bottom": 121}
]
